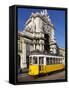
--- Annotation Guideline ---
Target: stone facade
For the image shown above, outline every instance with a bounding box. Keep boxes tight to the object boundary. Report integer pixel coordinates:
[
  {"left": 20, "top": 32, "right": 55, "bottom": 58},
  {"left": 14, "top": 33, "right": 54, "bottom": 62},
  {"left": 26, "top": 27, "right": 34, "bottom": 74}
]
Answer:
[
  {"left": 18, "top": 10, "right": 65, "bottom": 70},
  {"left": 18, "top": 32, "right": 32, "bottom": 69}
]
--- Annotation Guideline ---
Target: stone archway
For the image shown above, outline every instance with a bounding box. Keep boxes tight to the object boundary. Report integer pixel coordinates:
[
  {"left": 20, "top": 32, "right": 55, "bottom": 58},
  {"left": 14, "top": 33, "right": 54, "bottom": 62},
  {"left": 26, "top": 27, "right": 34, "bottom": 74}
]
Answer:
[{"left": 44, "top": 34, "right": 50, "bottom": 53}]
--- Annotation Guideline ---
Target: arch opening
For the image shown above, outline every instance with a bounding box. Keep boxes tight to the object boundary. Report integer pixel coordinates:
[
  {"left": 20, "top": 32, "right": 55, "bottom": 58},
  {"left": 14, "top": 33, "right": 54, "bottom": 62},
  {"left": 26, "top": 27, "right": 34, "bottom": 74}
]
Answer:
[{"left": 44, "top": 34, "right": 50, "bottom": 53}]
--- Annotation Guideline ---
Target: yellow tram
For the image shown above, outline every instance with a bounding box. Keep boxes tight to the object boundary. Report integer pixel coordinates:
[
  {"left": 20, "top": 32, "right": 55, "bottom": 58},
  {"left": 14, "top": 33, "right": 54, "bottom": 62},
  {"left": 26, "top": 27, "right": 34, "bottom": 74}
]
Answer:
[{"left": 28, "top": 54, "right": 64, "bottom": 76}]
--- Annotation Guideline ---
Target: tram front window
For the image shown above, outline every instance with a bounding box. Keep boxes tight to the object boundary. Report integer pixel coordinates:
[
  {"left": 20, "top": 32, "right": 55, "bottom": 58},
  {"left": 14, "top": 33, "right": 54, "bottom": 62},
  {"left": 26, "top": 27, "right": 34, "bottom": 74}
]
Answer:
[{"left": 33, "top": 56, "right": 37, "bottom": 64}]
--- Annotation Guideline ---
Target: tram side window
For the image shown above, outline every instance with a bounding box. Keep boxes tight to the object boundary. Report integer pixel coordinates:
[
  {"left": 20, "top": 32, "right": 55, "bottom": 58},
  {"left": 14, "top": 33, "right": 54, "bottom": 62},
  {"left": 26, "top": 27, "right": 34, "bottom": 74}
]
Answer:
[
  {"left": 56, "top": 58, "right": 58, "bottom": 64},
  {"left": 55, "top": 58, "right": 61, "bottom": 64},
  {"left": 53, "top": 58, "right": 55, "bottom": 64},
  {"left": 57, "top": 58, "right": 60, "bottom": 64},
  {"left": 33, "top": 56, "right": 37, "bottom": 64},
  {"left": 61, "top": 58, "right": 63, "bottom": 64},
  {"left": 50, "top": 58, "right": 52, "bottom": 64},
  {"left": 58, "top": 58, "right": 60, "bottom": 64},
  {"left": 60, "top": 58, "right": 62, "bottom": 64},
  {"left": 29, "top": 57, "right": 32, "bottom": 64},
  {"left": 54, "top": 58, "right": 56, "bottom": 64},
  {"left": 46, "top": 57, "right": 49, "bottom": 65},
  {"left": 58, "top": 59, "right": 60, "bottom": 64},
  {"left": 39, "top": 57, "right": 44, "bottom": 64}
]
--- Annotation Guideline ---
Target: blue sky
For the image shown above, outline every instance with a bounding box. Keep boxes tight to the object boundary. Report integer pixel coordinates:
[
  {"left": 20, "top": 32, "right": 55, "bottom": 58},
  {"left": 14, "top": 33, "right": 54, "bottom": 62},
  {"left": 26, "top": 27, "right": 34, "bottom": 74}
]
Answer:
[{"left": 18, "top": 8, "right": 65, "bottom": 48}]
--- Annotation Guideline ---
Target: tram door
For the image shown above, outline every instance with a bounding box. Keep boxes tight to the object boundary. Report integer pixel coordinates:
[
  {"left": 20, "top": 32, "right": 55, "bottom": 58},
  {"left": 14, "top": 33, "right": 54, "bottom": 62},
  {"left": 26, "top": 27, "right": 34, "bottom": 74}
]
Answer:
[{"left": 39, "top": 57, "right": 44, "bottom": 73}]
